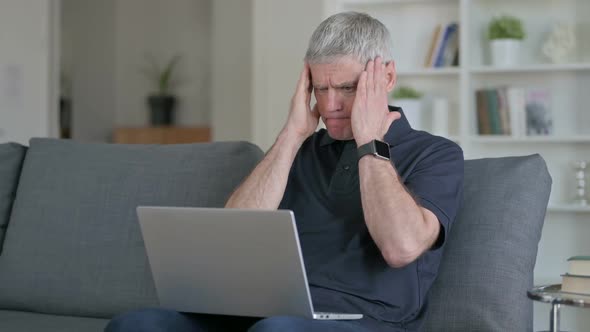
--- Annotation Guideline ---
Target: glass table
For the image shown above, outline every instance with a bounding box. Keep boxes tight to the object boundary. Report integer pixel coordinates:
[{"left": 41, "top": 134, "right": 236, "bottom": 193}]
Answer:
[{"left": 528, "top": 284, "right": 590, "bottom": 332}]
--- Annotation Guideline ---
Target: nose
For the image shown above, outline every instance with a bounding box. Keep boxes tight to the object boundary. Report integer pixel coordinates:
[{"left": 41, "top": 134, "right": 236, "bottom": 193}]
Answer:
[{"left": 326, "top": 89, "right": 342, "bottom": 112}]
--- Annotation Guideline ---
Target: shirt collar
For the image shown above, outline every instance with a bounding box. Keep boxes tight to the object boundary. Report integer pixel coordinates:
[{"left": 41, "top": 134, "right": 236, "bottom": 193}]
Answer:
[{"left": 319, "top": 106, "right": 412, "bottom": 147}]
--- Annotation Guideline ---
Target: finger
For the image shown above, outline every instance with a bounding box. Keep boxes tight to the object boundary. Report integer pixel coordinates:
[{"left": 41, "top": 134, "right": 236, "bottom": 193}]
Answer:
[
  {"left": 366, "top": 60, "right": 374, "bottom": 94},
  {"left": 296, "top": 63, "right": 310, "bottom": 96},
  {"left": 305, "top": 63, "right": 312, "bottom": 93},
  {"left": 311, "top": 104, "right": 320, "bottom": 119},
  {"left": 303, "top": 63, "right": 313, "bottom": 105},
  {"left": 375, "top": 56, "right": 385, "bottom": 90},
  {"left": 355, "top": 71, "right": 368, "bottom": 105}
]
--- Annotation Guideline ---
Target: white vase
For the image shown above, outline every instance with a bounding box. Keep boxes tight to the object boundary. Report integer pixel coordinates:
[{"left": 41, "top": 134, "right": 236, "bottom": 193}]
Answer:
[
  {"left": 431, "top": 98, "right": 450, "bottom": 137},
  {"left": 490, "top": 39, "right": 521, "bottom": 67},
  {"left": 396, "top": 99, "right": 423, "bottom": 130}
]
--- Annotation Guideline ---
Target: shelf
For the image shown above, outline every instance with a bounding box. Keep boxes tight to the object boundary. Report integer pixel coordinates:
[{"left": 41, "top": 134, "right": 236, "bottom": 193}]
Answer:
[
  {"left": 397, "top": 67, "right": 460, "bottom": 77},
  {"left": 447, "top": 135, "right": 460, "bottom": 143},
  {"left": 342, "top": 0, "right": 458, "bottom": 5},
  {"left": 533, "top": 278, "right": 561, "bottom": 287},
  {"left": 470, "top": 63, "right": 590, "bottom": 74},
  {"left": 469, "top": 136, "right": 590, "bottom": 144},
  {"left": 547, "top": 204, "right": 590, "bottom": 213}
]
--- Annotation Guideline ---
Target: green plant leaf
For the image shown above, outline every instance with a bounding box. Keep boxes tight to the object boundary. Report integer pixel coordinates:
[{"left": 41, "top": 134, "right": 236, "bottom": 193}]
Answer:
[
  {"left": 393, "top": 86, "right": 422, "bottom": 99},
  {"left": 140, "top": 54, "right": 181, "bottom": 95},
  {"left": 488, "top": 15, "right": 525, "bottom": 40},
  {"left": 159, "top": 55, "right": 181, "bottom": 95}
]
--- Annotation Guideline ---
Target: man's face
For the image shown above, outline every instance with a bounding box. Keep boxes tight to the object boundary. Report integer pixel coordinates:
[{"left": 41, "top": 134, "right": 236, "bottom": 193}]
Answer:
[{"left": 310, "top": 57, "right": 365, "bottom": 141}]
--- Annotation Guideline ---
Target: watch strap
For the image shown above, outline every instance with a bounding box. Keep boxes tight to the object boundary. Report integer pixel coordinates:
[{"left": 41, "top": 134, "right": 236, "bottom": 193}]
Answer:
[{"left": 357, "top": 141, "right": 376, "bottom": 160}]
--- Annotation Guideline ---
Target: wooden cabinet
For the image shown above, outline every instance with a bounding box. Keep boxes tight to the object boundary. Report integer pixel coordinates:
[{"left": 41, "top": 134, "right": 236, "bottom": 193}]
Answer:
[{"left": 113, "top": 127, "right": 211, "bottom": 144}]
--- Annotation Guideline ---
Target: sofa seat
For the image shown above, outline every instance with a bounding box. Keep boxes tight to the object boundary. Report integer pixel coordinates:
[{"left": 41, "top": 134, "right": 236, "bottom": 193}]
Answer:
[{"left": 0, "top": 310, "right": 108, "bottom": 332}]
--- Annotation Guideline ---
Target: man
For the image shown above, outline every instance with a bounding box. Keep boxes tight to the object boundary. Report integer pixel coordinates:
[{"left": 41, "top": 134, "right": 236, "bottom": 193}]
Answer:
[{"left": 106, "top": 11, "right": 463, "bottom": 332}]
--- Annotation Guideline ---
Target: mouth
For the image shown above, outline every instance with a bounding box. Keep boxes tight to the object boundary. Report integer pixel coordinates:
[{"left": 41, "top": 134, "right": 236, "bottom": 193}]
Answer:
[{"left": 323, "top": 117, "right": 350, "bottom": 121}]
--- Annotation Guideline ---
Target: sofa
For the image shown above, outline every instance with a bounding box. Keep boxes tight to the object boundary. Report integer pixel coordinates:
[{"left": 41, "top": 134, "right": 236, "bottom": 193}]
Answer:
[{"left": 0, "top": 138, "right": 551, "bottom": 331}]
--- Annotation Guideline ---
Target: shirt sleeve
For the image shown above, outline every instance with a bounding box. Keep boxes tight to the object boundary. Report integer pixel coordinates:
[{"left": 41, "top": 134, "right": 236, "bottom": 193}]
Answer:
[{"left": 403, "top": 140, "right": 464, "bottom": 250}]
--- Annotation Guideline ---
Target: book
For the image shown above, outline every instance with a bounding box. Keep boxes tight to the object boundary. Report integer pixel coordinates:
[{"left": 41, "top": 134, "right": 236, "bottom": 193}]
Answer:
[
  {"left": 506, "top": 87, "right": 526, "bottom": 137},
  {"left": 476, "top": 87, "right": 532, "bottom": 136},
  {"left": 433, "top": 23, "right": 459, "bottom": 67},
  {"left": 497, "top": 87, "right": 511, "bottom": 135},
  {"left": 424, "top": 25, "right": 442, "bottom": 67},
  {"left": 429, "top": 24, "right": 447, "bottom": 67},
  {"left": 485, "top": 89, "right": 502, "bottom": 135},
  {"left": 525, "top": 88, "right": 553, "bottom": 136},
  {"left": 452, "top": 47, "right": 459, "bottom": 66},
  {"left": 561, "top": 274, "right": 590, "bottom": 295},
  {"left": 441, "top": 23, "right": 459, "bottom": 67},
  {"left": 475, "top": 89, "right": 491, "bottom": 135},
  {"left": 568, "top": 256, "right": 590, "bottom": 276}
]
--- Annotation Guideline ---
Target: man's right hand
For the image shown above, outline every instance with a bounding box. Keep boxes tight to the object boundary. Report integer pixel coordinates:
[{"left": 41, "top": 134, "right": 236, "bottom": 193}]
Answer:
[
  {"left": 226, "top": 64, "right": 318, "bottom": 210},
  {"left": 283, "top": 63, "right": 320, "bottom": 143}
]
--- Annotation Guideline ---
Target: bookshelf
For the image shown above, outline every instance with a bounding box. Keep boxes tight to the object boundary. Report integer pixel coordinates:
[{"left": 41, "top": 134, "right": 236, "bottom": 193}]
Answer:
[
  {"left": 397, "top": 67, "right": 460, "bottom": 77},
  {"left": 548, "top": 204, "right": 590, "bottom": 213},
  {"left": 469, "top": 135, "right": 590, "bottom": 144},
  {"left": 324, "top": 0, "right": 590, "bottom": 330},
  {"left": 470, "top": 63, "right": 590, "bottom": 74}
]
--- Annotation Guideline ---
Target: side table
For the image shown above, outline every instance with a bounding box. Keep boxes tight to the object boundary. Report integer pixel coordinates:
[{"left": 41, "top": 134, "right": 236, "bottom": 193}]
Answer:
[
  {"left": 113, "top": 126, "right": 211, "bottom": 144},
  {"left": 527, "top": 284, "right": 590, "bottom": 332}
]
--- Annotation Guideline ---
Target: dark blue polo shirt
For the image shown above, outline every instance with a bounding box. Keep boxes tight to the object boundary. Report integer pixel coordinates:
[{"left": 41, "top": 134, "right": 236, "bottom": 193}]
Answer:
[{"left": 278, "top": 106, "right": 464, "bottom": 331}]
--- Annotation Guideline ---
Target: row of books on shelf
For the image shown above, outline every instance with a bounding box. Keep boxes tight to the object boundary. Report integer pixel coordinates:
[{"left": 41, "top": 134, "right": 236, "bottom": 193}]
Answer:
[
  {"left": 424, "top": 22, "right": 459, "bottom": 68},
  {"left": 475, "top": 86, "right": 553, "bottom": 136},
  {"left": 561, "top": 256, "right": 590, "bottom": 295}
]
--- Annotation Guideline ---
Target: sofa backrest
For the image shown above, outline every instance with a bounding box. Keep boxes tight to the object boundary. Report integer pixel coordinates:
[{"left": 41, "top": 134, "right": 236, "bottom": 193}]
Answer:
[
  {"left": 423, "top": 154, "right": 551, "bottom": 331},
  {"left": 0, "top": 138, "right": 264, "bottom": 318},
  {"left": 0, "top": 143, "right": 27, "bottom": 250}
]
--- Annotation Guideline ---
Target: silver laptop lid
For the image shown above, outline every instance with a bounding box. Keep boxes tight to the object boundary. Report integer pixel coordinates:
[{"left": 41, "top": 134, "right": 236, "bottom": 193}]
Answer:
[{"left": 137, "top": 206, "right": 315, "bottom": 318}]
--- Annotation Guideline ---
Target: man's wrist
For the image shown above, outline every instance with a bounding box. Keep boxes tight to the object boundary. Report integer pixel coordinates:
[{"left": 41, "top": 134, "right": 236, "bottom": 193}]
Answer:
[
  {"left": 278, "top": 127, "right": 308, "bottom": 150},
  {"left": 355, "top": 135, "right": 380, "bottom": 147},
  {"left": 357, "top": 139, "right": 391, "bottom": 161}
]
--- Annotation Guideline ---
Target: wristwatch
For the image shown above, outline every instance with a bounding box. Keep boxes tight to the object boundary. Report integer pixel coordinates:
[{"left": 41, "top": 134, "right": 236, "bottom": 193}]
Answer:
[{"left": 357, "top": 139, "right": 391, "bottom": 161}]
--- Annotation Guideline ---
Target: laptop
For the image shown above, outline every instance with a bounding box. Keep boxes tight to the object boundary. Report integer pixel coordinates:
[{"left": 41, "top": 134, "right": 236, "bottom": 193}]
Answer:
[{"left": 136, "top": 206, "right": 363, "bottom": 320}]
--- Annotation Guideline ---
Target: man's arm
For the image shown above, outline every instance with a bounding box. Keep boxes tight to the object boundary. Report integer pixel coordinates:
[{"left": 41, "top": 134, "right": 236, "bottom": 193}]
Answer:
[
  {"left": 351, "top": 57, "right": 441, "bottom": 268},
  {"left": 226, "top": 64, "right": 319, "bottom": 209},
  {"left": 358, "top": 157, "right": 440, "bottom": 268},
  {"left": 225, "top": 130, "right": 302, "bottom": 209}
]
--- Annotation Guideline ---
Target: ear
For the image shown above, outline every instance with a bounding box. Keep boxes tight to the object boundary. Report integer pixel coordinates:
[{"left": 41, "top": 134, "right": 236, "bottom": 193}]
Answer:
[{"left": 384, "top": 60, "right": 397, "bottom": 93}]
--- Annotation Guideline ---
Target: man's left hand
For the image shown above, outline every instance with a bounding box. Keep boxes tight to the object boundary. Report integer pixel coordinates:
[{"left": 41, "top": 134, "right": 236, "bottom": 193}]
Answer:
[{"left": 351, "top": 57, "right": 401, "bottom": 147}]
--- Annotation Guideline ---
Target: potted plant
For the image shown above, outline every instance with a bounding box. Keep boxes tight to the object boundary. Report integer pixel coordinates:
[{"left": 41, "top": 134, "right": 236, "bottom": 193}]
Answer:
[
  {"left": 488, "top": 15, "right": 525, "bottom": 67},
  {"left": 392, "top": 86, "right": 424, "bottom": 130},
  {"left": 142, "top": 54, "right": 181, "bottom": 126}
]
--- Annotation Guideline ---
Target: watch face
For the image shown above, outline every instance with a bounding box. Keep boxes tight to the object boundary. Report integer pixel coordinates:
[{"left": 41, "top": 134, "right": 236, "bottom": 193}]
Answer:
[{"left": 374, "top": 140, "right": 391, "bottom": 158}]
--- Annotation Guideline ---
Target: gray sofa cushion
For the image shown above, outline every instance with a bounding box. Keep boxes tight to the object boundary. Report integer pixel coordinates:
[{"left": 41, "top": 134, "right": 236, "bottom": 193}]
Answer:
[
  {"left": 0, "top": 138, "right": 263, "bottom": 318},
  {"left": 0, "top": 143, "right": 27, "bottom": 250},
  {"left": 424, "top": 154, "right": 551, "bottom": 331},
  {"left": 0, "top": 310, "right": 108, "bottom": 332}
]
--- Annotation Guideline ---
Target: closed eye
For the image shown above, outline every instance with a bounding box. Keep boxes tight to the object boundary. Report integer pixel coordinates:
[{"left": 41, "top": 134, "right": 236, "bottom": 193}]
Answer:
[{"left": 339, "top": 86, "right": 357, "bottom": 94}]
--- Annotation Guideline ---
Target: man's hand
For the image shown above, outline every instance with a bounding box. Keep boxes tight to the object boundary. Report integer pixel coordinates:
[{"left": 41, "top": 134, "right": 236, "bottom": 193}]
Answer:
[
  {"left": 351, "top": 57, "right": 400, "bottom": 147},
  {"left": 283, "top": 63, "right": 320, "bottom": 143}
]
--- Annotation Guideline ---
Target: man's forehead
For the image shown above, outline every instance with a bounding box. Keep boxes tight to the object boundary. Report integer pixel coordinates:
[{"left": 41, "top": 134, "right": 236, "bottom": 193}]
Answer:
[{"left": 310, "top": 60, "right": 364, "bottom": 85}]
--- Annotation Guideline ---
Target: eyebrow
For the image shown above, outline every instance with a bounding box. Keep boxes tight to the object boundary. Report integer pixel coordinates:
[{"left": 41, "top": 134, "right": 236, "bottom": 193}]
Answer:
[
  {"left": 313, "top": 81, "right": 358, "bottom": 89},
  {"left": 334, "top": 81, "right": 358, "bottom": 88}
]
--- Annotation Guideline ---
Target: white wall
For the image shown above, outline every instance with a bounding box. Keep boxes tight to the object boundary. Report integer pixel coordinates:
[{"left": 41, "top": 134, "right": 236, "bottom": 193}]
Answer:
[
  {"left": 211, "top": 0, "right": 253, "bottom": 142},
  {"left": 62, "top": 0, "right": 116, "bottom": 142},
  {"left": 251, "top": 0, "right": 325, "bottom": 151},
  {"left": 115, "top": 0, "right": 211, "bottom": 127},
  {"left": 0, "top": 0, "right": 59, "bottom": 145},
  {"left": 61, "top": 0, "right": 211, "bottom": 142}
]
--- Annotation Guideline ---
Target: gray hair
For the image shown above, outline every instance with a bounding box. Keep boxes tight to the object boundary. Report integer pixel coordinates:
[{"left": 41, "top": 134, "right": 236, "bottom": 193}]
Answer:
[{"left": 304, "top": 12, "right": 394, "bottom": 65}]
